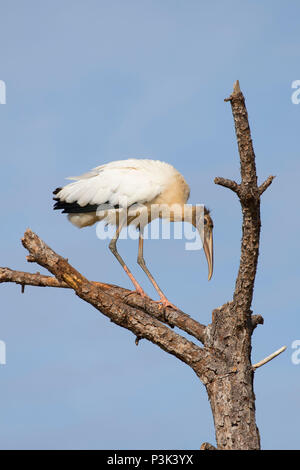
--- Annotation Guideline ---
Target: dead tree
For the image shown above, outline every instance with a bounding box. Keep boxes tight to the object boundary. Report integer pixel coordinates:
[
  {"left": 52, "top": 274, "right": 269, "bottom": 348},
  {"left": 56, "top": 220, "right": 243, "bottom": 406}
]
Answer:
[{"left": 0, "top": 81, "right": 283, "bottom": 449}]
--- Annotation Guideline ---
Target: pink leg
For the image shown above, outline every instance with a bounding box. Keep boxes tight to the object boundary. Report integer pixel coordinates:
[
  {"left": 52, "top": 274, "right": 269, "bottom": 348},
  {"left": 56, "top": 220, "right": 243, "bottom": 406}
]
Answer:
[
  {"left": 109, "top": 222, "right": 148, "bottom": 297},
  {"left": 137, "top": 231, "right": 179, "bottom": 310},
  {"left": 122, "top": 264, "right": 148, "bottom": 297}
]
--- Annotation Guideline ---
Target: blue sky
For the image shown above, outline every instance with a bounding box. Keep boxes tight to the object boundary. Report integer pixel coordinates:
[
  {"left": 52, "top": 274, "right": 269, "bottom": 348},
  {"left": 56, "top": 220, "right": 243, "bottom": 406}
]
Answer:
[{"left": 0, "top": 0, "right": 299, "bottom": 449}]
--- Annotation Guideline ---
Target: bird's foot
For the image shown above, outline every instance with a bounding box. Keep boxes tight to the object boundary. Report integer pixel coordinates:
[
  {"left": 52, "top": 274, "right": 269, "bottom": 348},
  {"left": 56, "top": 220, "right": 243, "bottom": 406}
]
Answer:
[
  {"left": 127, "top": 286, "right": 149, "bottom": 299},
  {"left": 135, "top": 287, "right": 150, "bottom": 298},
  {"left": 124, "top": 270, "right": 149, "bottom": 299},
  {"left": 123, "top": 287, "right": 151, "bottom": 304},
  {"left": 154, "top": 297, "right": 179, "bottom": 311}
]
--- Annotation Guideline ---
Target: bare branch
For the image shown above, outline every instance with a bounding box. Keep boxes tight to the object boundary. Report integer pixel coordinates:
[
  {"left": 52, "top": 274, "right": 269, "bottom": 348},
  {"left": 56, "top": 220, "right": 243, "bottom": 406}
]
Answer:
[
  {"left": 125, "top": 295, "right": 207, "bottom": 343},
  {"left": 0, "top": 267, "right": 69, "bottom": 288},
  {"left": 12, "top": 229, "right": 205, "bottom": 366},
  {"left": 0, "top": 263, "right": 206, "bottom": 343},
  {"left": 224, "top": 82, "right": 261, "bottom": 314},
  {"left": 252, "top": 346, "right": 287, "bottom": 370},
  {"left": 259, "top": 175, "right": 275, "bottom": 195},
  {"left": 214, "top": 177, "right": 240, "bottom": 194},
  {"left": 227, "top": 81, "right": 258, "bottom": 189},
  {"left": 224, "top": 79, "right": 241, "bottom": 102},
  {"left": 251, "top": 314, "right": 264, "bottom": 330}
]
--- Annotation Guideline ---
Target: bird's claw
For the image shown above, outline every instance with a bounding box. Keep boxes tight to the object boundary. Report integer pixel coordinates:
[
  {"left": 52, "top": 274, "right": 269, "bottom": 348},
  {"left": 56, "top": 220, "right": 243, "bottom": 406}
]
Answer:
[
  {"left": 123, "top": 287, "right": 149, "bottom": 302},
  {"left": 126, "top": 289, "right": 179, "bottom": 312},
  {"left": 135, "top": 288, "right": 150, "bottom": 299},
  {"left": 153, "top": 298, "right": 179, "bottom": 311}
]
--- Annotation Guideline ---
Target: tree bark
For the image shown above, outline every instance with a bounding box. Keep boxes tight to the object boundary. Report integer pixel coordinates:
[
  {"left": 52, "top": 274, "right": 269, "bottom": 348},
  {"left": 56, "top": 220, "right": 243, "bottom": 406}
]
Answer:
[
  {"left": 0, "top": 81, "right": 277, "bottom": 449},
  {"left": 197, "top": 302, "right": 260, "bottom": 450},
  {"left": 207, "top": 80, "right": 274, "bottom": 449}
]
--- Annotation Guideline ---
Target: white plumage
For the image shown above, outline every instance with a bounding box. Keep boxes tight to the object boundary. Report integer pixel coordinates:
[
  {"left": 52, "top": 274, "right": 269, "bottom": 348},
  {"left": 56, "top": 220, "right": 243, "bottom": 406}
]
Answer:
[
  {"left": 53, "top": 158, "right": 213, "bottom": 309},
  {"left": 60, "top": 159, "right": 173, "bottom": 206},
  {"left": 54, "top": 159, "right": 190, "bottom": 228}
]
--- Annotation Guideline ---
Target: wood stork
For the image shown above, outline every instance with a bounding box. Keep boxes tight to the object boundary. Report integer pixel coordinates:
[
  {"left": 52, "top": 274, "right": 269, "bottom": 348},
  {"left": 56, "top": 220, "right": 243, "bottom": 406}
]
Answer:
[{"left": 53, "top": 159, "right": 213, "bottom": 308}]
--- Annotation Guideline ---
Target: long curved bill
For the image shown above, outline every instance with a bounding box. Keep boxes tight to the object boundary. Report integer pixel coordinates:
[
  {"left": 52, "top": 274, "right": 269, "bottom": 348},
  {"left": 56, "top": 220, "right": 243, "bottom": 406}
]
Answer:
[{"left": 203, "top": 230, "right": 213, "bottom": 280}]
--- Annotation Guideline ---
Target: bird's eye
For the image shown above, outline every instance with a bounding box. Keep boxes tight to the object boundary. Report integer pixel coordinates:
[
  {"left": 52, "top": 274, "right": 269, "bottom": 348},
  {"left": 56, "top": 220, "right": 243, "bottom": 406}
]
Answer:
[{"left": 204, "top": 219, "right": 207, "bottom": 225}]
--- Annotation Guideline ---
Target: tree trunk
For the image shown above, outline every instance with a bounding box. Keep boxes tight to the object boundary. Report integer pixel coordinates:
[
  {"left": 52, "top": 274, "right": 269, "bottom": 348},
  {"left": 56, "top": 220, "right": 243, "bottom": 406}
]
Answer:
[
  {"left": 202, "top": 80, "right": 274, "bottom": 449},
  {"left": 200, "top": 302, "right": 260, "bottom": 450}
]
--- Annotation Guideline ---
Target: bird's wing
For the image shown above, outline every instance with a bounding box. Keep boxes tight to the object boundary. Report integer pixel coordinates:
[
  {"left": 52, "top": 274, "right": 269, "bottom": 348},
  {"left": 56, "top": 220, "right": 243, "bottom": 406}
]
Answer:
[{"left": 55, "top": 160, "right": 168, "bottom": 209}]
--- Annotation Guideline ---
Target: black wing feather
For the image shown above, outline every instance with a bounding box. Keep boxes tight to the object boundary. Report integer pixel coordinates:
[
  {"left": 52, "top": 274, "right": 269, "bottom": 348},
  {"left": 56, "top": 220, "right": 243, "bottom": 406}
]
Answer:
[{"left": 52, "top": 188, "right": 121, "bottom": 214}]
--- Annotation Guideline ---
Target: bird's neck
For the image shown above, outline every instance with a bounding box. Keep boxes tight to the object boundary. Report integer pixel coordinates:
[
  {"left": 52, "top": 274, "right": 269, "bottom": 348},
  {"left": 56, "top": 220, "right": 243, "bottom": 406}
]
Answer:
[
  {"left": 159, "top": 204, "right": 208, "bottom": 227},
  {"left": 159, "top": 204, "right": 196, "bottom": 225}
]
